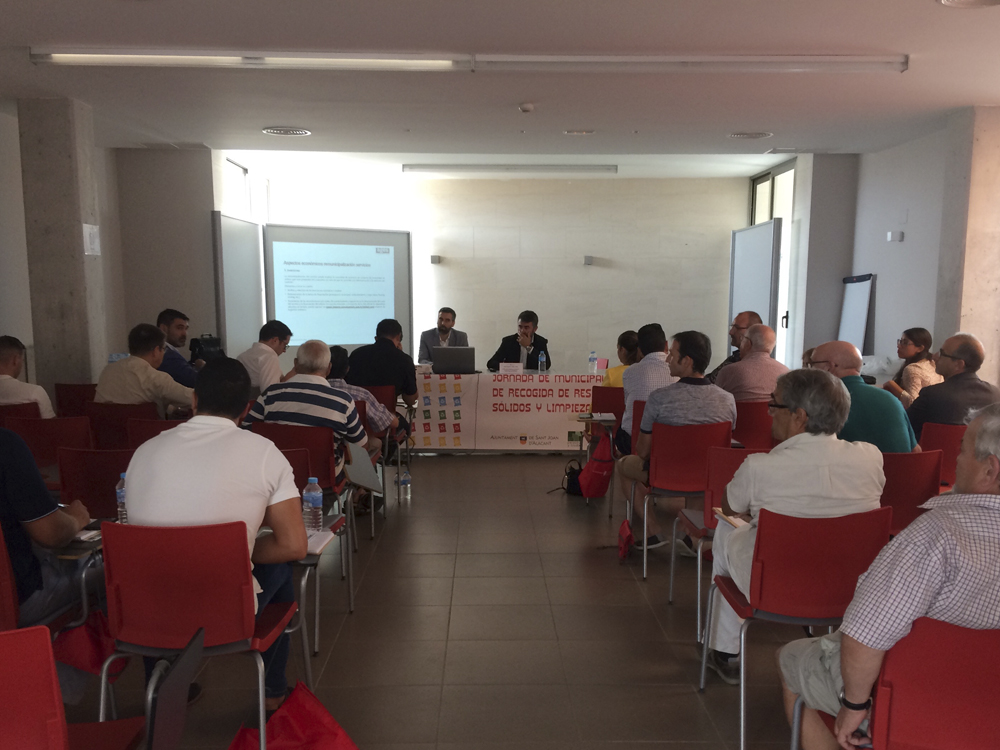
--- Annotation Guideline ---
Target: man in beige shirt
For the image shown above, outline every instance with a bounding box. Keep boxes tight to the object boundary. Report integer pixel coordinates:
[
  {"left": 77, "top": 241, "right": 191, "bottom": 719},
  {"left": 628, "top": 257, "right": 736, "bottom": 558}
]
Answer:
[
  {"left": 95, "top": 324, "right": 193, "bottom": 418},
  {"left": 0, "top": 336, "right": 55, "bottom": 418}
]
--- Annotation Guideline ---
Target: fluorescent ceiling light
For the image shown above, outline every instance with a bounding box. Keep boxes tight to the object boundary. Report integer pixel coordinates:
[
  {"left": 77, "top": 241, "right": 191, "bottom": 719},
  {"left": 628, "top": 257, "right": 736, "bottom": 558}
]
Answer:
[
  {"left": 402, "top": 164, "right": 619, "bottom": 174},
  {"left": 472, "top": 54, "right": 909, "bottom": 73}
]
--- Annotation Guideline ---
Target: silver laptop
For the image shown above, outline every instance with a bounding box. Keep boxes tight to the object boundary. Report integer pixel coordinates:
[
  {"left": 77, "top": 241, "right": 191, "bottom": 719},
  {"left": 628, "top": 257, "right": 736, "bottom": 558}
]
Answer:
[{"left": 432, "top": 346, "right": 476, "bottom": 374}]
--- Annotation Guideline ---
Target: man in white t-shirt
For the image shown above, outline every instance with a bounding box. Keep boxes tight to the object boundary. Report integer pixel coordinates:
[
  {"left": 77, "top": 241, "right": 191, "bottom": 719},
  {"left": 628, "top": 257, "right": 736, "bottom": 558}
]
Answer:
[
  {"left": 705, "top": 368, "right": 885, "bottom": 685},
  {"left": 0, "top": 336, "right": 55, "bottom": 418},
  {"left": 126, "top": 357, "right": 307, "bottom": 712},
  {"left": 236, "top": 320, "right": 294, "bottom": 397}
]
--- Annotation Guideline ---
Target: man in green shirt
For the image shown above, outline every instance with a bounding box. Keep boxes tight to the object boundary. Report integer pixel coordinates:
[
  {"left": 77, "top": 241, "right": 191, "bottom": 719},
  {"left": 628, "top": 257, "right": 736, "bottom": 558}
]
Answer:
[{"left": 811, "top": 341, "right": 918, "bottom": 453}]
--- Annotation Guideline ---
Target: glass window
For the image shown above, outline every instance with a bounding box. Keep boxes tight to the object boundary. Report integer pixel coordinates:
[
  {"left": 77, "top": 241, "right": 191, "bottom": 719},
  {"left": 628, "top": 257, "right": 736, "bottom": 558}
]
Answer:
[{"left": 753, "top": 178, "right": 772, "bottom": 225}]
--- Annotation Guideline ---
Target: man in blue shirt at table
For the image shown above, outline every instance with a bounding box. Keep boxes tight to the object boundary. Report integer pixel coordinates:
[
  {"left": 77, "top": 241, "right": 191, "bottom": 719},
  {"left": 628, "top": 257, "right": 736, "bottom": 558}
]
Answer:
[{"left": 156, "top": 308, "right": 204, "bottom": 388}]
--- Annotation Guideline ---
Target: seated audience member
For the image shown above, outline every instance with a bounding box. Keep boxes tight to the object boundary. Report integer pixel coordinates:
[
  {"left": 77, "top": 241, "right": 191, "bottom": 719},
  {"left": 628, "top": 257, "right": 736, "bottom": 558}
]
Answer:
[
  {"left": 706, "top": 310, "right": 763, "bottom": 383},
  {"left": 347, "top": 319, "right": 419, "bottom": 414},
  {"left": 0, "top": 336, "right": 55, "bottom": 418},
  {"left": 601, "top": 330, "right": 640, "bottom": 388},
  {"left": 487, "top": 310, "right": 552, "bottom": 372},
  {"left": 714, "top": 324, "right": 789, "bottom": 402},
  {"left": 619, "top": 323, "right": 676, "bottom": 456},
  {"left": 1, "top": 429, "right": 91, "bottom": 626},
  {"left": 811, "top": 341, "right": 918, "bottom": 453},
  {"left": 126, "top": 357, "right": 306, "bottom": 713},
  {"left": 882, "top": 327, "right": 942, "bottom": 408},
  {"left": 155, "top": 308, "right": 203, "bottom": 388},
  {"left": 328, "top": 344, "right": 406, "bottom": 456},
  {"left": 95, "top": 323, "right": 193, "bottom": 418},
  {"left": 705, "top": 368, "right": 885, "bottom": 685},
  {"left": 907, "top": 332, "right": 1000, "bottom": 441},
  {"left": 618, "top": 331, "right": 737, "bottom": 547},
  {"left": 236, "top": 320, "right": 293, "bottom": 397},
  {"left": 779, "top": 402, "right": 1000, "bottom": 750},
  {"left": 417, "top": 307, "right": 469, "bottom": 364},
  {"left": 243, "top": 340, "right": 368, "bottom": 481},
  {"left": 801, "top": 347, "right": 816, "bottom": 368}
]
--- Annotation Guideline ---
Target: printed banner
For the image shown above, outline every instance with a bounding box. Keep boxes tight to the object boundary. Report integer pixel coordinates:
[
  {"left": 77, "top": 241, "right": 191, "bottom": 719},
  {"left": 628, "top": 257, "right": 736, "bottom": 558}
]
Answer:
[{"left": 416, "top": 373, "right": 478, "bottom": 450}]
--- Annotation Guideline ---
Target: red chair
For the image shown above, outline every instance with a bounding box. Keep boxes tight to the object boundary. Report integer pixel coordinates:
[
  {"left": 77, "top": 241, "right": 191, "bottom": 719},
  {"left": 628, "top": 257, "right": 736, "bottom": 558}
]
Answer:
[
  {"left": 623, "top": 400, "right": 646, "bottom": 521},
  {"left": 365, "top": 384, "right": 404, "bottom": 518},
  {"left": 733, "top": 401, "right": 776, "bottom": 450},
  {"left": 84, "top": 401, "right": 159, "bottom": 450},
  {"left": 638, "top": 421, "right": 733, "bottom": 578},
  {"left": 592, "top": 385, "right": 626, "bottom": 431},
  {"left": 700, "top": 506, "right": 893, "bottom": 750},
  {"left": 57, "top": 448, "right": 135, "bottom": 519},
  {"left": 596, "top": 357, "right": 610, "bottom": 370},
  {"left": 280, "top": 448, "right": 312, "bottom": 494},
  {"left": 54, "top": 383, "right": 97, "bottom": 418},
  {"left": 0, "top": 625, "right": 145, "bottom": 750},
  {"left": 0, "top": 524, "right": 22, "bottom": 632},
  {"left": 250, "top": 422, "right": 344, "bottom": 493},
  {"left": 126, "top": 418, "right": 185, "bottom": 448},
  {"left": 0, "top": 401, "right": 41, "bottom": 424},
  {"left": 669, "top": 446, "right": 768, "bottom": 640},
  {"left": 880, "top": 450, "right": 943, "bottom": 535},
  {"left": 352, "top": 401, "right": 383, "bottom": 463},
  {"left": 98, "top": 522, "right": 301, "bottom": 743},
  {"left": 5, "top": 417, "right": 93, "bottom": 489},
  {"left": 919, "top": 422, "right": 966, "bottom": 488}
]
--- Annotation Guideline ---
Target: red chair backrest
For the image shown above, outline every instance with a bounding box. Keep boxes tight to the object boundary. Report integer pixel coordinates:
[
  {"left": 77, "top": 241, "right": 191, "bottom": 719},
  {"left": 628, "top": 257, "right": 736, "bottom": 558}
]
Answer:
[
  {"left": 592, "top": 386, "right": 626, "bottom": 425},
  {"left": 703, "top": 447, "right": 768, "bottom": 530},
  {"left": 648, "top": 421, "right": 733, "bottom": 493},
  {"left": 596, "top": 358, "right": 610, "bottom": 370},
  {"left": 126, "top": 418, "right": 185, "bottom": 448},
  {"left": 733, "top": 401, "right": 776, "bottom": 450},
  {"left": 102, "top": 521, "right": 255, "bottom": 649},
  {"left": 365, "top": 385, "right": 397, "bottom": 416},
  {"left": 870, "top": 617, "right": 1000, "bottom": 750},
  {"left": 280, "top": 448, "right": 312, "bottom": 494},
  {"left": 57, "top": 448, "right": 135, "bottom": 519},
  {"left": 4, "top": 417, "right": 93, "bottom": 468},
  {"left": 0, "top": 401, "right": 41, "bottom": 425},
  {"left": 880, "top": 450, "right": 942, "bottom": 535},
  {"left": 630, "top": 400, "right": 645, "bottom": 454},
  {"left": 354, "top": 400, "right": 373, "bottom": 437},
  {"left": 250, "top": 422, "right": 336, "bottom": 488},
  {"left": 0, "top": 626, "right": 71, "bottom": 748},
  {"left": 0, "top": 528, "right": 20, "bottom": 631},
  {"left": 919, "top": 422, "right": 966, "bottom": 487},
  {"left": 54, "top": 383, "right": 97, "bottom": 418},
  {"left": 749, "top": 507, "right": 892, "bottom": 619},
  {"left": 84, "top": 401, "right": 160, "bottom": 450}
]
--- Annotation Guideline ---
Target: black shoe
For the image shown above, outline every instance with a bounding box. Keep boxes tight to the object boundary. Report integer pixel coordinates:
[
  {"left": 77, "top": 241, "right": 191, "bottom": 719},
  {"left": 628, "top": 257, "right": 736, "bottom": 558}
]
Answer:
[
  {"left": 187, "top": 682, "right": 203, "bottom": 705},
  {"left": 633, "top": 534, "right": 668, "bottom": 550},
  {"left": 707, "top": 650, "right": 740, "bottom": 685},
  {"left": 675, "top": 535, "right": 698, "bottom": 558}
]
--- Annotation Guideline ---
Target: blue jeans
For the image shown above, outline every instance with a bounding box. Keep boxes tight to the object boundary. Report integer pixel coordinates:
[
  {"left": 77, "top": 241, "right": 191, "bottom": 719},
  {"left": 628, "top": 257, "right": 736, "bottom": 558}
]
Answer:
[{"left": 144, "top": 562, "right": 294, "bottom": 699}]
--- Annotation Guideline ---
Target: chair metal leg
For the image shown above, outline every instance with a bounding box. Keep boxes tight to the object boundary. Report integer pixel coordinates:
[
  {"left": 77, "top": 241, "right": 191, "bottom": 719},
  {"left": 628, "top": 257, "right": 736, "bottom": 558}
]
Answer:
[
  {"left": 98, "top": 652, "right": 129, "bottom": 721},
  {"left": 608, "top": 457, "right": 615, "bottom": 518},
  {"left": 346, "top": 520, "right": 355, "bottom": 613},
  {"left": 370, "top": 483, "right": 376, "bottom": 540},
  {"left": 313, "top": 562, "right": 321, "bottom": 654},
  {"left": 699, "top": 582, "right": 717, "bottom": 692},
  {"left": 252, "top": 651, "right": 267, "bottom": 750},
  {"left": 349, "top": 493, "right": 358, "bottom": 552},
  {"left": 790, "top": 695, "right": 804, "bottom": 750},
  {"left": 696, "top": 539, "right": 704, "bottom": 643},
  {"left": 739, "top": 618, "right": 752, "bottom": 750},
  {"left": 668, "top": 516, "right": 679, "bottom": 603},
  {"left": 642, "top": 494, "right": 650, "bottom": 580}
]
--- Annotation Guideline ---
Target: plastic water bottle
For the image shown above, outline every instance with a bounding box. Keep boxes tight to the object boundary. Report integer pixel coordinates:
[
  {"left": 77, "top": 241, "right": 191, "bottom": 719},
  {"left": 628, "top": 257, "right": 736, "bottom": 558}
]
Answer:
[
  {"left": 400, "top": 469, "right": 412, "bottom": 501},
  {"left": 537, "top": 351, "right": 547, "bottom": 373},
  {"left": 588, "top": 351, "right": 598, "bottom": 374},
  {"left": 302, "top": 478, "right": 323, "bottom": 532},
  {"left": 115, "top": 473, "right": 128, "bottom": 524}
]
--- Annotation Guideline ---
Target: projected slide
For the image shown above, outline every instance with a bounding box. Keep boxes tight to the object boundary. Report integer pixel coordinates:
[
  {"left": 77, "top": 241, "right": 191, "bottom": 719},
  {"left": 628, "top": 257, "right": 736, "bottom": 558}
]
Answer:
[{"left": 272, "top": 241, "right": 395, "bottom": 345}]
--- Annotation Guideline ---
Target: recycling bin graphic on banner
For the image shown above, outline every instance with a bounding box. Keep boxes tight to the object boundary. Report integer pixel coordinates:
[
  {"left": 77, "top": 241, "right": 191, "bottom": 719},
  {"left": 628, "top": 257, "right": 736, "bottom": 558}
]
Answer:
[{"left": 417, "top": 374, "right": 478, "bottom": 450}]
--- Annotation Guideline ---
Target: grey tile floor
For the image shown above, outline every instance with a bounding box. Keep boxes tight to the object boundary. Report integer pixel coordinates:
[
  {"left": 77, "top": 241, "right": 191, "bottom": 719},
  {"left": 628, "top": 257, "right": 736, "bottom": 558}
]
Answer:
[{"left": 65, "top": 453, "right": 803, "bottom": 749}]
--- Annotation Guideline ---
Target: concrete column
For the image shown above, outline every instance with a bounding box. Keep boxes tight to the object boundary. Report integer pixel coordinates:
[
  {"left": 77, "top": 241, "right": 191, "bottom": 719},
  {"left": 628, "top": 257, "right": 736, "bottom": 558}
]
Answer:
[
  {"left": 18, "top": 98, "right": 107, "bottom": 391},
  {"left": 937, "top": 106, "right": 1000, "bottom": 384}
]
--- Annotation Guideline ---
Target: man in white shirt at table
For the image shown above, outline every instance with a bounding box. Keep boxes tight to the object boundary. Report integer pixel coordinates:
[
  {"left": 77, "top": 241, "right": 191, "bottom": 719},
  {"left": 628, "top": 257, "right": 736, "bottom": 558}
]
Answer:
[
  {"left": 125, "top": 357, "right": 307, "bottom": 713},
  {"left": 0, "top": 336, "right": 55, "bottom": 418},
  {"left": 236, "top": 320, "right": 294, "bottom": 397}
]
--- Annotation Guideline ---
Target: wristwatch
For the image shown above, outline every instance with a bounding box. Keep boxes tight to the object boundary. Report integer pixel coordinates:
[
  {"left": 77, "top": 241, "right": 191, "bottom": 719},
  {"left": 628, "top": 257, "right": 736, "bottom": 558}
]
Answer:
[{"left": 838, "top": 689, "right": 872, "bottom": 712}]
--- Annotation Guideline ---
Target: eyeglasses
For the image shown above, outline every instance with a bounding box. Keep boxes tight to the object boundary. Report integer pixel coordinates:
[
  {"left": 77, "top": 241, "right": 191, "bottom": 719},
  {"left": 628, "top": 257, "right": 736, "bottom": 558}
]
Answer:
[
  {"left": 810, "top": 360, "right": 832, "bottom": 368},
  {"left": 937, "top": 350, "right": 964, "bottom": 362},
  {"left": 897, "top": 338, "right": 912, "bottom": 347},
  {"left": 767, "top": 395, "right": 790, "bottom": 412}
]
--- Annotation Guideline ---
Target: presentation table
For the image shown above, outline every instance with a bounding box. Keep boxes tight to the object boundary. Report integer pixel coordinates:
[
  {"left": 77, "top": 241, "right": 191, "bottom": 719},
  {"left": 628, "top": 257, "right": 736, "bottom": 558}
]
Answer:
[{"left": 412, "top": 371, "right": 605, "bottom": 452}]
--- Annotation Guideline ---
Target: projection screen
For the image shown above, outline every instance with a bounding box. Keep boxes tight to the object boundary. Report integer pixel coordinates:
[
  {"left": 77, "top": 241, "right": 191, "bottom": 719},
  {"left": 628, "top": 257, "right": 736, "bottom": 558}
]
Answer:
[{"left": 263, "top": 224, "right": 412, "bottom": 355}]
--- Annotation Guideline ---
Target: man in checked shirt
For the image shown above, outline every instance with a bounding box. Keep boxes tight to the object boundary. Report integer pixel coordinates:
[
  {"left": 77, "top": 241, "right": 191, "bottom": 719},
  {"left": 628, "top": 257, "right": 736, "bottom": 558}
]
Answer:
[{"left": 779, "top": 402, "right": 1000, "bottom": 750}]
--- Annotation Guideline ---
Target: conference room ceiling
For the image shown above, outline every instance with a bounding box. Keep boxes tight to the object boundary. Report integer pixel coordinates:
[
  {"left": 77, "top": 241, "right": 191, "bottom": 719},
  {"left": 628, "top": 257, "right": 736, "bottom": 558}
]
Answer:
[{"left": 1, "top": 0, "right": 1000, "bottom": 163}]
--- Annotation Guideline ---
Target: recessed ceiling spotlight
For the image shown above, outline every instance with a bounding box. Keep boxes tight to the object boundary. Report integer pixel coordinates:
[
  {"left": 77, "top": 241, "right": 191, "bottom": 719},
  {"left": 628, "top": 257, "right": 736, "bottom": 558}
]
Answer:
[
  {"left": 564, "top": 130, "right": 595, "bottom": 135},
  {"left": 632, "top": 130, "right": 640, "bottom": 134},
  {"left": 729, "top": 131, "right": 774, "bottom": 139},
  {"left": 519, "top": 102, "right": 535, "bottom": 113},
  {"left": 938, "top": 0, "right": 1000, "bottom": 7},
  {"left": 262, "top": 126, "right": 311, "bottom": 136}
]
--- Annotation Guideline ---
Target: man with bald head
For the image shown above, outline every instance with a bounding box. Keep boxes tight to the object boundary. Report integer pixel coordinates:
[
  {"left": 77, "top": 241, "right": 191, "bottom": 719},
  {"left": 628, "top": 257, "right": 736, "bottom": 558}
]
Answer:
[
  {"left": 706, "top": 310, "right": 763, "bottom": 384},
  {"left": 906, "top": 333, "right": 1000, "bottom": 442},
  {"left": 714, "top": 324, "right": 789, "bottom": 402},
  {"left": 811, "top": 340, "right": 917, "bottom": 453}
]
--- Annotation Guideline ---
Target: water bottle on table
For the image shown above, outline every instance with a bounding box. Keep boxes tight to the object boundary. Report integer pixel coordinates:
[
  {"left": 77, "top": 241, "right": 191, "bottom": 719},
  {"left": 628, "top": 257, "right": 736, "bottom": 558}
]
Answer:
[
  {"left": 303, "top": 478, "right": 323, "bottom": 532},
  {"left": 537, "top": 351, "right": 547, "bottom": 373},
  {"left": 588, "top": 351, "right": 597, "bottom": 374},
  {"left": 116, "top": 472, "right": 128, "bottom": 524}
]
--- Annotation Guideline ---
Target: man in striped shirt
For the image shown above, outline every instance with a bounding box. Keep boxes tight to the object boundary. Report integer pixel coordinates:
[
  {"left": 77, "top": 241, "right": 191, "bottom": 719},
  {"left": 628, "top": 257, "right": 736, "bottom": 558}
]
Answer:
[
  {"left": 243, "top": 339, "right": 367, "bottom": 479},
  {"left": 779, "top": 402, "right": 1000, "bottom": 750}
]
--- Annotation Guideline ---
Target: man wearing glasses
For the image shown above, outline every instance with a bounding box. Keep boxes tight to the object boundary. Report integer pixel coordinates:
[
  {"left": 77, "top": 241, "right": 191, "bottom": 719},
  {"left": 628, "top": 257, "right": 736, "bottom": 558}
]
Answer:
[
  {"left": 704, "top": 368, "right": 884, "bottom": 685},
  {"left": 906, "top": 333, "right": 1000, "bottom": 442},
  {"left": 706, "top": 310, "right": 763, "bottom": 384}
]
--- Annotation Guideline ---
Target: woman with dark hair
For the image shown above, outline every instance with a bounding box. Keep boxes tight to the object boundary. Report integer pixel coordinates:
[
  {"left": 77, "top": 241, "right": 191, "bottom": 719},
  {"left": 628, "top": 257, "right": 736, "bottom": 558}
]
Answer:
[
  {"left": 883, "top": 327, "right": 942, "bottom": 408},
  {"left": 601, "top": 330, "right": 640, "bottom": 387}
]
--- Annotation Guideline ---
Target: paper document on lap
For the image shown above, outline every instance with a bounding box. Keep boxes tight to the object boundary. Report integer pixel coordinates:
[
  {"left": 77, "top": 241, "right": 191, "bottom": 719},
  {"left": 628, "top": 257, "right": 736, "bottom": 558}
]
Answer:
[{"left": 713, "top": 507, "right": 748, "bottom": 528}]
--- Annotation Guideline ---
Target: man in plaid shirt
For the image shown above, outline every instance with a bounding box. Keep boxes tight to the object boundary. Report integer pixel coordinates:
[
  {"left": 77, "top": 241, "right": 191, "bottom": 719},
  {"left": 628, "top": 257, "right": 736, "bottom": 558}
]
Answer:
[{"left": 779, "top": 402, "right": 1000, "bottom": 750}]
